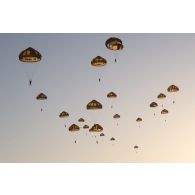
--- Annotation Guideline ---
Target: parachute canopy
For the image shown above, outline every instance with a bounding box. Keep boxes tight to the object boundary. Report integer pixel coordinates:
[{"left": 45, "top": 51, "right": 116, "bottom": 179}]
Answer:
[
  {"left": 157, "top": 93, "right": 166, "bottom": 99},
  {"left": 59, "top": 111, "right": 69, "bottom": 118},
  {"left": 110, "top": 137, "right": 115, "bottom": 141},
  {"left": 91, "top": 56, "right": 107, "bottom": 67},
  {"left": 134, "top": 145, "right": 139, "bottom": 149},
  {"left": 136, "top": 117, "right": 142, "bottom": 122},
  {"left": 36, "top": 93, "right": 47, "bottom": 100},
  {"left": 100, "top": 133, "right": 105, "bottom": 136},
  {"left": 69, "top": 124, "right": 80, "bottom": 132},
  {"left": 107, "top": 92, "right": 117, "bottom": 98},
  {"left": 19, "top": 47, "right": 42, "bottom": 62},
  {"left": 78, "top": 118, "right": 85, "bottom": 122},
  {"left": 150, "top": 102, "right": 158, "bottom": 108},
  {"left": 89, "top": 124, "right": 103, "bottom": 132},
  {"left": 161, "top": 109, "right": 169, "bottom": 114},
  {"left": 105, "top": 37, "right": 123, "bottom": 51},
  {"left": 113, "top": 114, "right": 120, "bottom": 119},
  {"left": 86, "top": 100, "right": 102, "bottom": 110},
  {"left": 167, "top": 85, "right": 179, "bottom": 92},
  {"left": 83, "top": 125, "right": 89, "bottom": 129}
]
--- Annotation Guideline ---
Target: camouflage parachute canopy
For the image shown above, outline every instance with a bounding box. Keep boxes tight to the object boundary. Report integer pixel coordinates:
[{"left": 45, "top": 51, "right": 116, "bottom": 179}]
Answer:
[
  {"left": 105, "top": 37, "right": 123, "bottom": 51},
  {"left": 107, "top": 92, "right": 117, "bottom": 98},
  {"left": 100, "top": 133, "right": 105, "bottom": 136},
  {"left": 83, "top": 125, "right": 89, "bottom": 129},
  {"left": 86, "top": 100, "right": 102, "bottom": 110},
  {"left": 36, "top": 93, "right": 47, "bottom": 100},
  {"left": 150, "top": 102, "right": 158, "bottom": 108},
  {"left": 113, "top": 114, "right": 120, "bottom": 119},
  {"left": 134, "top": 145, "right": 139, "bottom": 149},
  {"left": 161, "top": 109, "right": 169, "bottom": 114},
  {"left": 59, "top": 111, "right": 69, "bottom": 118},
  {"left": 167, "top": 85, "right": 179, "bottom": 92},
  {"left": 157, "top": 93, "right": 166, "bottom": 99},
  {"left": 89, "top": 124, "right": 103, "bottom": 132},
  {"left": 19, "top": 47, "right": 42, "bottom": 62},
  {"left": 110, "top": 137, "right": 115, "bottom": 141},
  {"left": 136, "top": 117, "right": 142, "bottom": 122},
  {"left": 69, "top": 124, "right": 80, "bottom": 132},
  {"left": 91, "top": 56, "right": 107, "bottom": 67},
  {"left": 78, "top": 118, "right": 85, "bottom": 122}
]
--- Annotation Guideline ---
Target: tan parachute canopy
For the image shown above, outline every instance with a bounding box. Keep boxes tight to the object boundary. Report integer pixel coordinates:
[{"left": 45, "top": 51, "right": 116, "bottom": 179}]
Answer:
[
  {"left": 100, "top": 133, "right": 105, "bottom": 136},
  {"left": 59, "top": 111, "right": 69, "bottom": 118},
  {"left": 36, "top": 93, "right": 47, "bottom": 100},
  {"left": 78, "top": 118, "right": 85, "bottom": 122},
  {"left": 113, "top": 114, "right": 120, "bottom": 119},
  {"left": 83, "top": 125, "right": 89, "bottom": 129},
  {"left": 86, "top": 100, "right": 102, "bottom": 110},
  {"left": 69, "top": 124, "right": 80, "bottom": 132},
  {"left": 136, "top": 117, "right": 142, "bottom": 122},
  {"left": 19, "top": 47, "right": 42, "bottom": 62},
  {"left": 105, "top": 37, "right": 123, "bottom": 51},
  {"left": 91, "top": 56, "right": 107, "bottom": 67},
  {"left": 157, "top": 93, "right": 166, "bottom": 99},
  {"left": 107, "top": 92, "right": 117, "bottom": 98},
  {"left": 110, "top": 137, "right": 115, "bottom": 141},
  {"left": 150, "top": 102, "right": 158, "bottom": 108},
  {"left": 161, "top": 109, "right": 169, "bottom": 114},
  {"left": 89, "top": 124, "right": 103, "bottom": 132},
  {"left": 167, "top": 85, "right": 179, "bottom": 92}
]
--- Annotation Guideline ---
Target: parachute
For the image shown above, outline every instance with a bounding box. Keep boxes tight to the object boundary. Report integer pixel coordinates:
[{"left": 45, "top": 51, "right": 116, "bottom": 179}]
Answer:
[
  {"left": 83, "top": 125, "right": 89, "bottom": 129},
  {"left": 161, "top": 109, "right": 169, "bottom": 122},
  {"left": 69, "top": 124, "right": 80, "bottom": 132},
  {"left": 89, "top": 124, "right": 103, "bottom": 132},
  {"left": 167, "top": 85, "right": 179, "bottom": 104},
  {"left": 136, "top": 117, "right": 142, "bottom": 128},
  {"left": 36, "top": 93, "right": 47, "bottom": 112},
  {"left": 78, "top": 118, "right": 85, "bottom": 122},
  {"left": 113, "top": 114, "right": 120, "bottom": 119},
  {"left": 110, "top": 137, "right": 115, "bottom": 141},
  {"left": 69, "top": 124, "right": 80, "bottom": 143},
  {"left": 59, "top": 111, "right": 69, "bottom": 118},
  {"left": 134, "top": 145, "right": 139, "bottom": 153},
  {"left": 19, "top": 47, "right": 42, "bottom": 86},
  {"left": 150, "top": 102, "right": 158, "bottom": 116},
  {"left": 105, "top": 37, "right": 123, "bottom": 62},
  {"left": 107, "top": 92, "right": 117, "bottom": 98},
  {"left": 157, "top": 93, "right": 166, "bottom": 107},
  {"left": 107, "top": 92, "right": 117, "bottom": 108},
  {"left": 86, "top": 100, "right": 102, "bottom": 110},
  {"left": 91, "top": 56, "right": 107, "bottom": 82}
]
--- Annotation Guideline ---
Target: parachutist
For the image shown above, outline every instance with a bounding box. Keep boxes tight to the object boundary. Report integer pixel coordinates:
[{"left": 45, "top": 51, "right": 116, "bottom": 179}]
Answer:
[
  {"left": 75, "top": 140, "right": 76, "bottom": 144},
  {"left": 29, "top": 80, "right": 32, "bottom": 86},
  {"left": 115, "top": 58, "right": 117, "bottom": 63},
  {"left": 41, "top": 108, "right": 43, "bottom": 112},
  {"left": 99, "top": 78, "right": 101, "bottom": 82}
]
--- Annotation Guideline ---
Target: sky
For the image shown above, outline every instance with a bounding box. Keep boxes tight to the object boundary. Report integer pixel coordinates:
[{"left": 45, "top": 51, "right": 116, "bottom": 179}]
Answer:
[{"left": 0, "top": 33, "right": 195, "bottom": 162}]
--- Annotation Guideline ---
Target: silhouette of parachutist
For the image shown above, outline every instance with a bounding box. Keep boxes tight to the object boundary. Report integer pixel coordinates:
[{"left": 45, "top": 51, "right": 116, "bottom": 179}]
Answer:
[
  {"left": 75, "top": 140, "right": 76, "bottom": 144},
  {"left": 115, "top": 58, "right": 117, "bottom": 63},
  {"left": 173, "top": 101, "right": 175, "bottom": 104},
  {"left": 29, "top": 80, "right": 32, "bottom": 86},
  {"left": 41, "top": 108, "right": 43, "bottom": 112},
  {"left": 99, "top": 78, "right": 101, "bottom": 82}
]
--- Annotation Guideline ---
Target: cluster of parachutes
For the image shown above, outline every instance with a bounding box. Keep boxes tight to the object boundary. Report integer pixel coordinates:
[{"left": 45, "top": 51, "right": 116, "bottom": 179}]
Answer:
[
  {"left": 18, "top": 38, "right": 180, "bottom": 153},
  {"left": 18, "top": 38, "right": 124, "bottom": 145}
]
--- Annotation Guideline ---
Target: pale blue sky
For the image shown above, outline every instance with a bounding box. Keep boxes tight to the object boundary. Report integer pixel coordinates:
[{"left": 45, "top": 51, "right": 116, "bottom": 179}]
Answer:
[{"left": 0, "top": 34, "right": 195, "bottom": 162}]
